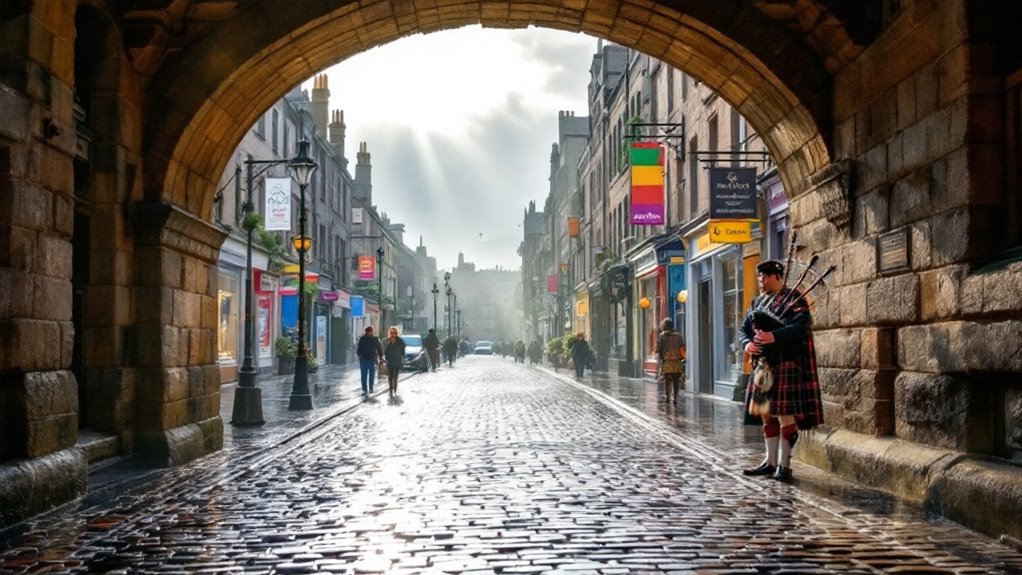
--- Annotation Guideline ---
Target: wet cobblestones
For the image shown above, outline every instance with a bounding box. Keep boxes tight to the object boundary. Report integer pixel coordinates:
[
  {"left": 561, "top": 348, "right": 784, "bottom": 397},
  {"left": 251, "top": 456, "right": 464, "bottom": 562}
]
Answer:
[{"left": 3, "top": 357, "right": 1022, "bottom": 574}]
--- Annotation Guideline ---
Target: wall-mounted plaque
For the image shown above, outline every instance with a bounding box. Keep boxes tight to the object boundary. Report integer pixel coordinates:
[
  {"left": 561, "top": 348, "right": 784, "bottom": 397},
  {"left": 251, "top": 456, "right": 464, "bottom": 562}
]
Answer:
[{"left": 877, "top": 227, "right": 910, "bottom": 275}]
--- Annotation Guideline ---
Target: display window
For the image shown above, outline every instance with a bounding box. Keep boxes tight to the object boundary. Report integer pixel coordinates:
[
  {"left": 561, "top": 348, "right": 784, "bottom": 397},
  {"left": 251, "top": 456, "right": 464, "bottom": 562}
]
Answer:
[
  {"left": 218, "top": 273, "right": 240, "bottom": 362},
  {"left": 719, "top": 249, "right": 744, "bottom": 383}
]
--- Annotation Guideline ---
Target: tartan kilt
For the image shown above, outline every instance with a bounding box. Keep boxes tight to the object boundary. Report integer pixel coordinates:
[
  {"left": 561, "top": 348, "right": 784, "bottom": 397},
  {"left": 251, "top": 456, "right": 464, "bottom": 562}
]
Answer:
[{"left": 767, "top": 359, "right": 802, "bottom": 415}]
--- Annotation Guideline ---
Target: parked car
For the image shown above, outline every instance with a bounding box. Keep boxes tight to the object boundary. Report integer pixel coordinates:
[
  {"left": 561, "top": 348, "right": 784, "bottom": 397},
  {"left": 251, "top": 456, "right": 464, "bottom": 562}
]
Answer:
[
  {"left": 400, "top": 334, "right": 429, "bottom": 372},
  {"left": 473, "top": 340, "right": 494, "bottom": 355}
]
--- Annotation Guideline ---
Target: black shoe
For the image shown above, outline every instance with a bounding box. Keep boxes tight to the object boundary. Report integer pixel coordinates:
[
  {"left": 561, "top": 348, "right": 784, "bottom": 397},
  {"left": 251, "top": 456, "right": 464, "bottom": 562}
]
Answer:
[
  {"left": 773, "top": 465, "right": 793, "bottom": 481},
  {"left": 742, "top": 462, "right": 776, "bottom": 476}
]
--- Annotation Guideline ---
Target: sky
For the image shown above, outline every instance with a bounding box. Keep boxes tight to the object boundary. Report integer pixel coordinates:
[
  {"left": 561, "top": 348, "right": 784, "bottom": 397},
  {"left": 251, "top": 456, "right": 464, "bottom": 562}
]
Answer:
[{"left": 307, "top": 26, "right": 597, "bottom": 272}]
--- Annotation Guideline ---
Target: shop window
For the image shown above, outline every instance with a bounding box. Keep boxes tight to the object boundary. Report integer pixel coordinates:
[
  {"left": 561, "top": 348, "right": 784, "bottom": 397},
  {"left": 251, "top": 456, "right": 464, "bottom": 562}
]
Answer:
[
  {"left": 720, "top": 250, "right": 744, "bottom": 382},
  {"left": 218, "top": 273, "right": 240, "bottom": 362}
]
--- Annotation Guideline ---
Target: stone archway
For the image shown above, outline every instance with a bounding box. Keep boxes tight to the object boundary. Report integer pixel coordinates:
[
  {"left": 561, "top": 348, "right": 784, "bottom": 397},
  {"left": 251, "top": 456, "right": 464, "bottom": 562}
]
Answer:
[{"left": 143, "top": 0, "right": 864, "bottom": 218}]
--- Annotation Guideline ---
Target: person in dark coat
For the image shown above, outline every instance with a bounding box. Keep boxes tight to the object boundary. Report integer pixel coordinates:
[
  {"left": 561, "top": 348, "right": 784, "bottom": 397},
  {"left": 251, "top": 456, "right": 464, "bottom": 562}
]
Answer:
[
  {"left": 738, "top": 259, "right": 824, "bottom": 482},
  {"left": 656, "top": 318, "right": 687, "bottom": 404},
  {"left": 355, "top": 325, "right": 384, "bottom": 396},
  {"left": 383, "top": 326, "right": 406, "bottom": 395},
  {"left": 442, "top": 335, "right": 458, "bottom": 367},
  {"left": 569, "top": 332, "right": 591, "bottom": 379},
  {"left": 423, "top": 328, "right": 441, "bottom": 371}
]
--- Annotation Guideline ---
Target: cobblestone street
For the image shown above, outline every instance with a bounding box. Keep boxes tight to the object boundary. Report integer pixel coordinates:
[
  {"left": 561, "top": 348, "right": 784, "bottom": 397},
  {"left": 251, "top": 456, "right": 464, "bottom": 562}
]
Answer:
[{"left": 3, "top": 357, "right": 1022, "bottom": 574}]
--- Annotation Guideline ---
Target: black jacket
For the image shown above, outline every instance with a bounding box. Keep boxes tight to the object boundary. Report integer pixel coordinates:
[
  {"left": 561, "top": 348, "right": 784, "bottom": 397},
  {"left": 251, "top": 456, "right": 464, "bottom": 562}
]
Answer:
[{"left": 356, "top": 335, "right": 383, "bottom": 361}]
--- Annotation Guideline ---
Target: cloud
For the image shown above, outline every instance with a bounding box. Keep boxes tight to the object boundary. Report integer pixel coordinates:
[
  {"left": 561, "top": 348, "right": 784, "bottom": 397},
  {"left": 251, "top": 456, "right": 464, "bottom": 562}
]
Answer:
[{"left": 320, "top": 27, "right": 594, "bottom": 271}]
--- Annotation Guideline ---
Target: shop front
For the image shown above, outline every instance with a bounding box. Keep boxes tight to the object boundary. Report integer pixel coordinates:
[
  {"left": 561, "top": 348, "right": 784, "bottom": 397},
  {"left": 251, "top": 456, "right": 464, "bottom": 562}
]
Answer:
[
  {"left": 331, "top": 289, "right": 352, "bottom": 364},
  {"left": 254, "top": 270, "right": 278, "bottom": 374},
  {"left": 685, "top": 227, "right": 750, "bottom": 400}
]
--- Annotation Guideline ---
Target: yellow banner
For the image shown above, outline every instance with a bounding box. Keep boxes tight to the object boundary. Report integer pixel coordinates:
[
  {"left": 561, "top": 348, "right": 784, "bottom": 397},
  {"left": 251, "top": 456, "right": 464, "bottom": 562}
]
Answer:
[{"left": 708, "top": 220, "right": 752, "bottom": 243}]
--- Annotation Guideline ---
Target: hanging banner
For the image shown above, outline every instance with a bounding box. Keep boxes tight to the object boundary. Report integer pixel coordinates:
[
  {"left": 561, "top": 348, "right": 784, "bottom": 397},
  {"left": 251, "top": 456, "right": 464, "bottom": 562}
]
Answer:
[
  {"left": 351, "top": 296, "right": 364, "bottom": 318},
  {"left": 358, "top": 255, "right": 376, "bottom": 280},
  {"left": 709, "top": 167, "right": 758, "bottom": 220},
  {"left": 629, "top": 142, "right": 664, "bottom": 225},
  {"left": 567, "top": 217, "right": 580, "bottom": 237},
  {"left": 264, "top": 178, "right": 292, "bottom": 231},
  {"left": 547, "top": 274, "right": 558, "bottom": 294}
]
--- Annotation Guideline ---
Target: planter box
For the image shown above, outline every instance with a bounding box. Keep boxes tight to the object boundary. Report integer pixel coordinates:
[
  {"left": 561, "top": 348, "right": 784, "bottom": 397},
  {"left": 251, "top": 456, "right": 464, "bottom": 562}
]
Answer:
[{"left": 277, "top": 356, "right": 295, "bottom": 375}]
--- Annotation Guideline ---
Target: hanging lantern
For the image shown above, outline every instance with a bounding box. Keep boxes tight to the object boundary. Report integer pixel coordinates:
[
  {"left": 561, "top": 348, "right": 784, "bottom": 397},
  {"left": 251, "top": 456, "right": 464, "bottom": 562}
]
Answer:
[
  {"left": 676, "top": 290, "right": 688, "bottom": 304},
  {"left": 639, "top": 297, "right": 651, "bottom": 309}
]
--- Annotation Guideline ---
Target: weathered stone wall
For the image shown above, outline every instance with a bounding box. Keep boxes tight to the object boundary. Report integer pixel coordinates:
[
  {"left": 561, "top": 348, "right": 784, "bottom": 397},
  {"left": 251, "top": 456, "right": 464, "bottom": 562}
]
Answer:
[{"left": 0, "top": 3, "right": 87, "bottom": 525}]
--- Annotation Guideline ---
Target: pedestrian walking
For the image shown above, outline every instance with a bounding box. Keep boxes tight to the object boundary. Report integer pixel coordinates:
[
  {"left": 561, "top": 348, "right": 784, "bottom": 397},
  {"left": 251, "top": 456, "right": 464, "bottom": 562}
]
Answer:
[
  {"left": 423, "top": 328, "right": 441, "bottom": 371},
  {"left": 569, "top": 332, "right": 591, "bottom": 379},
  {"left": 443, "top": 335, "right": 458, "bottom": 367},
  {"left": 356, "top": 325, "right": 384, "bottom": 396},
  {"left": 383, "top": 326, "right": 406, "bottom": 395},
  {"left": 739, "top": 259, "right": 824, "bottom": 481},
  {"left": 527, "top": 338, "right": 543, "bottom": 365},
  {"left": 656, "top": 319, "right": 686, "bottom": 404}
]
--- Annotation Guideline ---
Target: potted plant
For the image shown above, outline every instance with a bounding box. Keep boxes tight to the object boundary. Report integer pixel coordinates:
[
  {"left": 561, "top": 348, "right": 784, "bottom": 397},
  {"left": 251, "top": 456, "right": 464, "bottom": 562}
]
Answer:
[{"left": 275, "top": 334, "right": 297, "bottom": 375}]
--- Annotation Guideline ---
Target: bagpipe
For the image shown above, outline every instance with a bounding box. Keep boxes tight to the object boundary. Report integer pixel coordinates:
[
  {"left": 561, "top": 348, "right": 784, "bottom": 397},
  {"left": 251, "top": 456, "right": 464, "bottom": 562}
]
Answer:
[{"left": 747, "top": 230, "right": 836, "bottom": 419}]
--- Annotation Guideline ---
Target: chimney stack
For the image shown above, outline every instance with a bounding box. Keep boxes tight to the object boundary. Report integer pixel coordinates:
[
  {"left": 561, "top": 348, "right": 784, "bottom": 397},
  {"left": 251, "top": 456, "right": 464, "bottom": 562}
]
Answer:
[
  {"left": 311, "top": 74, "right": 330, "bottom": 136},
  {"left": 328, "top": 109, "right": 347, "bottom": 166},
  {"left": 355, "top": 141, "right": 372, "bottom": 205}
]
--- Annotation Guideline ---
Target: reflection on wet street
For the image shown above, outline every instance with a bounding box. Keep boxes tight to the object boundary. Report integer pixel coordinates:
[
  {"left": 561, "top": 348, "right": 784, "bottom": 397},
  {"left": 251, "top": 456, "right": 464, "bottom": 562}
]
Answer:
[{"left": 2, "top": 357, "right": 1021, "bottom": 574}]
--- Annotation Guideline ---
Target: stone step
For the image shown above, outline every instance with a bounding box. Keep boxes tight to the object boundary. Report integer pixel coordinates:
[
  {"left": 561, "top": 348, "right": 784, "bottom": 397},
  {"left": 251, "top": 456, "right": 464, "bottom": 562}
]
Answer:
[{"left": 77, "top": 429, "right": 121, "bottom": 468}]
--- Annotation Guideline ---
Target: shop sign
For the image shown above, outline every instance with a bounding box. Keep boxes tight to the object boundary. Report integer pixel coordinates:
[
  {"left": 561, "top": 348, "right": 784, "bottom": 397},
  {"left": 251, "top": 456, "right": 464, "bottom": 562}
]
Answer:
[
  {"left": 632, "top": 248, "right": 657, "bottom": 277},
  {"left": 709, "top": 220, "right": 752, "bottom": 243},
  {"left": 547, "top": 274, "right": 558, "bottom": 294},
  {"left": 350, "top": 296, "right": 364, "bottom": 318},
  {"left": 264, "top": 178, "right": 292, "bottom": 231},
  {"left": 629, "top": 142, "right": 665, "bottom": 225},
  {"left": 709, "top": 167, "right": 757, "bottom": 220},
  {"left": 358, "top": 255, "right": 376, "bottom": 280},
  {"left": 567, "top": 217, "right": 580, "bottom": 237},
  {"left": 335, "top": 290, "right": 351, "bottom": 309},
  {"left": 256, "top": 270, "right": 277, "bottom": 293},
  {"left": 319, "top": 291, "right": 339, "bottom": 302}
]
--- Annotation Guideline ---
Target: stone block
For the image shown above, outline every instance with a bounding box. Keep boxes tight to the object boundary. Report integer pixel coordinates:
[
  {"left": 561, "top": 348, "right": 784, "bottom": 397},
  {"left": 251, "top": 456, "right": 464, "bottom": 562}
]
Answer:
[
  {"left": 855, "top": 186, "right": 890, "bottom": 237},
  {"left": 977, "top": 262, "right": 1022, "bottom": 315},
  {"left": 898, "top": 323, "right": 950, "bottom": 373},
  {"left": 815, "top": 329, "right": 860, "bottom": 369},
  {"left": 134, "top": 286, "right": 174, "bottom": 325},
  {"left": 32, "top": 274, "right": 71, "bottom": 322},
  {"left": 83, "top": 324, "right": 123, "bottom": 367},
  {"left": 22, "top": 370, "right": 76, "bottom": 420},
  {"left": 53, "top": 193, "right": 73, "bottom": 237},
  {"left": 5, "top": 319, "right": 63, "bottom": 372},
  {"left": 860, "top": 327, "right": 897, "bottom": 369},
  {"left": 162, "top": 367, "right": 189, "bottom": 403},
  {"left": 857, "top": 144, "right": 889, "bottom": 196},
  {"left": 930, "top": 206, "right": 985, "bottom": 266},
  {"left": 840, "top": 239, "right": 876, "bottom": 284},
  {"left": 894, "top": 371, "right": 994, "bottom": 452},
  {"left": 162, "top": 399, "right": 188, "bottom": 430},
  {"left": 26, "top": 412, "right": 77, "bottom": 457},
  {"left": 172, "top": 290, "right": 202, "bottom": 328},
  {"left": 930, "top": 458, "right": 1022, "bottom": 542},
  {"left": 890, "top": 168, "right": 932, "bottom": 228},
  {"left": 819, "top": 366, "right": 857, "bottom": 401},
  {"left": 0, "top": 85, "right": 31, "bottom": 141},
  {"left": 908, "top": 219, "right": 932, "bottom": 270},
  {"left": 962, "top": 320, "right": 1022, "bottom": 373},
  {"left": 0, "top": 448, "right": 87, "bottom": 527},
  {"left": 919, "top": 265, "right": 962, "bottom": 320},
  {"left": 895, "top": 76, "right": 916, "bottom": 131},
  {"left": 866, "top": 274, "right": 919, "bottom": 325}
]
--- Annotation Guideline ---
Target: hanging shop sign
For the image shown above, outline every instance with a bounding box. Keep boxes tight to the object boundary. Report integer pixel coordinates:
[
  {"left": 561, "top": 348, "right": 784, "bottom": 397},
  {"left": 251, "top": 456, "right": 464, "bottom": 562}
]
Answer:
[
  {"left": 547, "top": 274, "right": 559, "bottom": 294},
  {"left": 350, "top": 296, "right": 365, "bottom": 318},
  {"left": 567, "top": 217, "right": 580, "bottom": 237},
  {"left": 629, "top": 142, "right": 665, "bottom": 225},
  {"left": 358, "top": 255, "right": 376, "bottom": 280},
  {"left": 709, "top": 167, "right": 757, "bottom": 220},
  {"left": 264, "top": 178, "right": 292, "bottom": 231},
  {"left": 708, "top": 220, "right": 752, "bottom": 243}
]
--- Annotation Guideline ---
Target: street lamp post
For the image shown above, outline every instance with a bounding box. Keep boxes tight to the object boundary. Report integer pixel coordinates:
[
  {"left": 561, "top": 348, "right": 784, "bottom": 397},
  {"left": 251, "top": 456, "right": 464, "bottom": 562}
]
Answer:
[
  {"left": 288, "top": 140, "right": 318, "bottom": 411},
  {"left": 443, "top": 271, "right": 451, "bottom": 336},
  {"left": 376, "top": 247, "right": 385, "bottom": 327},
  {"left": 431, "top": 282, "right": 439, "bottom": 331},
  {"left": 456, "top": 308, "right": 461, "bottom": 339},
  {"left": 230, "top": 161, "right": 269, "bottom": 426}
]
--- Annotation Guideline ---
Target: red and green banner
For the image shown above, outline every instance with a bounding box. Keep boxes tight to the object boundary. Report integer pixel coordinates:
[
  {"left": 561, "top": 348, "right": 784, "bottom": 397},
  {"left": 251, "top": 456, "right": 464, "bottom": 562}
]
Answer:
[{"left": 630, "top": 142, "right": 665, "bottom": 225}]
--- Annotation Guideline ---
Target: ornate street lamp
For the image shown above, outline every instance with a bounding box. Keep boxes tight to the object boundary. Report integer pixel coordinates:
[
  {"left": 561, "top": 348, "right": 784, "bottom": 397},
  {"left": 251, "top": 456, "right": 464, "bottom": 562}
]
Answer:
[
  {"left": 431, "top": 282, "right": 439, "bottom": 331},
  {"left": 288, "top": 140, "right": 318, "bottom": 411},
  {"left": 376, "top": 247, "right": 385, "bottom": 326}
]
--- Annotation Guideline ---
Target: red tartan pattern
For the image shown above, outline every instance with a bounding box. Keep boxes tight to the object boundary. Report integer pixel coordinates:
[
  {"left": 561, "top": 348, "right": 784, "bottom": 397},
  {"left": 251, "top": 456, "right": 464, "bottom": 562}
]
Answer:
[
  {"left": 766, "top": 327, "right": 824, "bottom": 429},
  {"left": 742, "top": 289, "right": 824, "bottom": 430}
]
